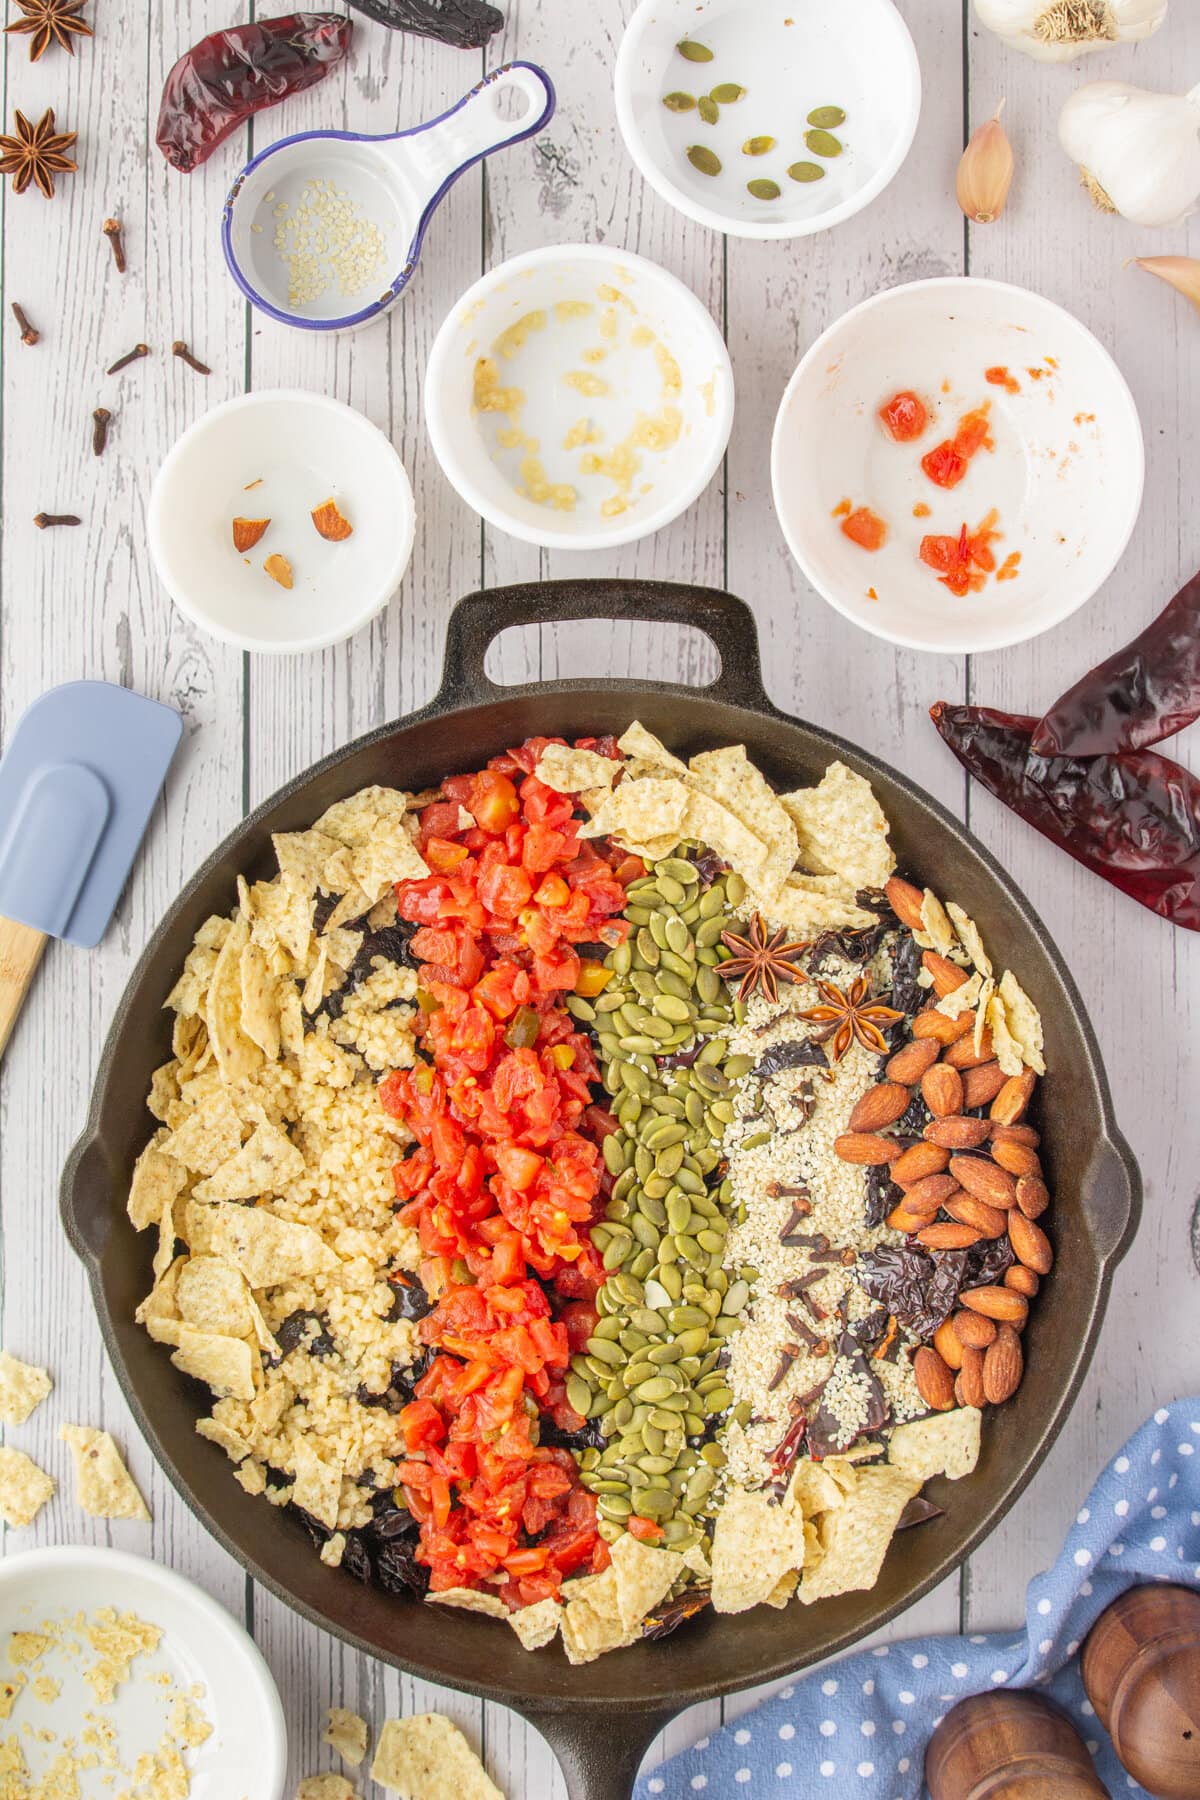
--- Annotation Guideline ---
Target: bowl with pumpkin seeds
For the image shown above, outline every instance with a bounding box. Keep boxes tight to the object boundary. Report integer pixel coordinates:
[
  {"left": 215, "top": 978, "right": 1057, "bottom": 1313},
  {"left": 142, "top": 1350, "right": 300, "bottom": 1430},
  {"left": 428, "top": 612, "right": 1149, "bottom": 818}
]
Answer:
[{"left": 615, "top": 0, "right": 921, "bottom": 239}]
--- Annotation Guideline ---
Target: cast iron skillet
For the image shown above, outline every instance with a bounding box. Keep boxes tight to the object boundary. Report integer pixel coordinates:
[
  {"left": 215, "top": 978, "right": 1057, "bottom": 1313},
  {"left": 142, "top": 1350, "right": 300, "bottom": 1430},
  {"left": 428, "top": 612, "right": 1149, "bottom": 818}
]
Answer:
[{"left": 62, "top": 584, "right": 1140, "bottom": 1800}]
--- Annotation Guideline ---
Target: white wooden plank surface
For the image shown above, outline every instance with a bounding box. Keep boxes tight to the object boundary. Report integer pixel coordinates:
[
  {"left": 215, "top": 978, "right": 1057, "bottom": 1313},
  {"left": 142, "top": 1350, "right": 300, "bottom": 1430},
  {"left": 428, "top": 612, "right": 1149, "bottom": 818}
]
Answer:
[{"left": 0, "top": 1, "right": 1197, "bottom": 1794}]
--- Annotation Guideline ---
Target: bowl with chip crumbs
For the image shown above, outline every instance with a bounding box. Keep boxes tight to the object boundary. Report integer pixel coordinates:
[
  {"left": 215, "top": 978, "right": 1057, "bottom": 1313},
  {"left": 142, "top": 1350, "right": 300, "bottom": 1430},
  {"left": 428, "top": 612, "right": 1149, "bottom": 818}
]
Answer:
[
  {"left": 0, "top": 1547, "right": 286, "bottom": 1798},
  {"left": 615, "top": 0, "right": 921, "bottom": 240},
  {"left": 771, "top": 277, "right": 1145, "bottom": 655},
  {"left": 424, "top": 244, "right": 734, "bottom": 549},
  {"left": 148, "top": 390, "right": 416, "bottom": 655}
]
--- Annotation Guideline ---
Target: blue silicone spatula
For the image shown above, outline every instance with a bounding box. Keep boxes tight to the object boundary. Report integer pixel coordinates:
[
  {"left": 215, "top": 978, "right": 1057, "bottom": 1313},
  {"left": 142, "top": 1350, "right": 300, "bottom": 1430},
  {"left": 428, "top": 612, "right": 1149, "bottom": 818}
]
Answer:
[{"left": 0, "top": 682, "right": 183, "bottom": 1059}]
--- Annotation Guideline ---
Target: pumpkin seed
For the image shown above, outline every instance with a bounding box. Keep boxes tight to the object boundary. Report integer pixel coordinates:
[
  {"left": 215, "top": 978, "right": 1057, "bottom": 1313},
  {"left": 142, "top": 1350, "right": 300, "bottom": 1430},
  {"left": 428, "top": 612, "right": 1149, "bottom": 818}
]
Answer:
[
  {"left": 807, "top": 104, "right": 846, "bottom": 128},
  {"left": 697, "top": 96, "right": 720, "bottom": 125},
  {"left": 742, "top": 135, "right": 775, "bottom": 156},
  {"left": 566, "top": 1375, "right": 592, "bottom": 1416},
  {"left": 747, "top": 178, "right": 781, "bottom": 200},
  {"left": 676, "top": 38, "right": 713, "bottom": 61},
  {"left": 658, "top": 858, "right": 696, "bottom": 885},
  {"left": 702, "top": 1384, "right": 735, "bottom": 1414},
  {"left": 655, "top": 873, "right": 687, "bottom": 905},
  {"left": 663, "top": 91, "right": 697, "bottom": 112},
  {"left": 805, "top": 128, "right": 843, "bottom": 157},
  {"left": 711, "top": 83, "right": 746, "bottom": 103},
  {"left": 587, "top": 1336, "right": 624, "bottom": 1366}
]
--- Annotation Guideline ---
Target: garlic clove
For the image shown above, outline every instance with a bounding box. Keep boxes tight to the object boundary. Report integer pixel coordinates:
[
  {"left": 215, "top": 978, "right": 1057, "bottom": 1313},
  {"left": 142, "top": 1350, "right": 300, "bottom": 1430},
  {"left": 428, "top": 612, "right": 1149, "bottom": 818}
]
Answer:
[
  {"left": 958, "top": 102, "right": 1015, "bottom": 224},
  {"left": 1059, "top": 79, "right": 1200, "bottom": 228},
  {"left": 974, "top": 0, "right": 1168, "bottom": 64},
  {"left": 1132, "top": 254, "right": 1200, "bottom": 314}
]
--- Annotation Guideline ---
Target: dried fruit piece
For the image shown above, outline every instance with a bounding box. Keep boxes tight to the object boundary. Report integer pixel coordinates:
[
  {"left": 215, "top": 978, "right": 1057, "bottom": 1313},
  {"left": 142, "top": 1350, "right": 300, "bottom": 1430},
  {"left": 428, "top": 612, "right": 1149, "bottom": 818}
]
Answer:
[
  {"left": 263, "top": 552, "right": 293, "bottom": 589},
  {"left": 311, "top": 496, "right": 353, "bottom": 542},
  {"left": 232, "top": 516, "right": 270, "bottom": 552}
]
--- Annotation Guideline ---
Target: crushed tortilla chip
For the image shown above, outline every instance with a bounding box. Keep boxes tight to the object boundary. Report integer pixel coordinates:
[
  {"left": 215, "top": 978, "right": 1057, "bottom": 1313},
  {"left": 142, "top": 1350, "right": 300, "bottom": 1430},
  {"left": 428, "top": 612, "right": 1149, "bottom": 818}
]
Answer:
[
  {"left": 127, "top": 1140, "right": 188, "bottom": 1231},
  {"left": 534, "top": 743, "right": 620, "bottom": 794},
  {"left": 371, "top": 1714, "right": 504, "bottom": 1799},
  {"left": 324, "top": 1706, "right": 369, "bottom": 1769},
  {"left": 160, "top": 1090, "right": 243, "bottom": 1176},
  {"left": 799, "top": 1464, "right": 920, "bottom": 1604},
  {"left": 937, "top": 971, "right": 983, "bottom": 1019},
  {"left": 0, "top": 1449, "right": 55, "bottom": 1529},
  {"left": 946, "top": 902, "right": 992, "bottom": 979},
  {"left": 59, "top": 1426, "right": 150, "bottom": 1522},
  {"left": 426, "top": 1588, "right": 508, "bottom": 1620},
  {"left": 507, "top": 1597, "right": 560, "bottom": 1650},
  {"left": 579, "top": 777, "right": 689, "bottom": 852},
  {"left": 0, "top": 1353, "right": 52, "bottom": 1427},
  {"left": 997, "top": 970, "right": 1045, "bottom": 1074},
  {"left": 888, "top": 1407, "right": 981, "bottom": 1483},
  {"left": 192, "top": 1122, "right": 305, "bottom": 1202},
  {"left": 206, "top": 914, "right": 262, "bottom": 1083},
  {"left": 688, "top": 745, "right": 798, "bottom": 901},
  {"left": 779, "top": 761, "right": 894, "bottom": 891},
  {"left": 297, "top": 1778, "right": 355, "bottom": 1800},
  {"left": 986, "top": 992, "right": 1025, "bottom": 1078},
  {"left": 918, "top": 888, "right": 956, "bottom": 958},
  {"left": 0, "top": 1677, "right": 22, "bottom": 1720},
  {"left": 608, "top": 1532, "right": 678, "bottom": 1633},
  {"left": 291, "top": 1441, "right": 344, "bottom": 1531},
  {"left": 205, "top": 1203, "right": 340, "bottom": 1287},
  {"left": 617, "top": 722, "right": 688, "bottom": 775},
  {"left": 174, "top": 1257, "right": 254, "bottom": 1338},
  {"left": 170, "top": 1327, "right": 256, "bottom": 1402},
  {"left": 710, "top": 1484, "right": 807, "bottom": 1614}
]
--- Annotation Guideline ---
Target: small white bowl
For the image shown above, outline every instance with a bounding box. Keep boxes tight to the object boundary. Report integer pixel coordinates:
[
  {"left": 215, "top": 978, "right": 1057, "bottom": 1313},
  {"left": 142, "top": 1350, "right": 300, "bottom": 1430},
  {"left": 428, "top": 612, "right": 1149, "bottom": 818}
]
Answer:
[
  {"left": 771, "top": 278, "right": 1145, "bottom": 656},
  {"left": 424, "top": 244, "right": 733, "bottom": 550},
  {"left": 149, "top": 390, "right": 416, "bottom": 654},
  {"left": 0, "top": 1547, "right": 287, "bottom": 1799},
  {"left": 615, "top": 0, "right": 921, "bottom": 241}
]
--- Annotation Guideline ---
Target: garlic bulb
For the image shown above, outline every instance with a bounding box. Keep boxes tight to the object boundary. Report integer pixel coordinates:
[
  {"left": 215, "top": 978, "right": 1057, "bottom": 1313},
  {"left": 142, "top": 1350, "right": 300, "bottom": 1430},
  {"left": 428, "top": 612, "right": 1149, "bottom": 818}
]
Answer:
[
  {"left": 974, "top": 0, "right": 1166, "bottom": 62},
  {"left": 1059, "top": 79, "right": 1200, "bottom": 226}
]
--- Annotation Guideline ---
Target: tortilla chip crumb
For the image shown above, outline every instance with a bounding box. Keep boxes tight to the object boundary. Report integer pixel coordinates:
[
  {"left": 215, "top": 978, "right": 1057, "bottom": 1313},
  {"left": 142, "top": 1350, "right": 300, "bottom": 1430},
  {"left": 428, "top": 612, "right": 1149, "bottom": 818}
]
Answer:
[
  {"left": 0, "top": 1449, "right": 55, "bottom": 1530},
  {"left": 0, "top": 1353, "right": 52, "bottom": 1427},
  {"left": 296, "top": 1778, "right": 355, "bottom": 1800},
  {"left": 60, "top": 1426, "right": 151, "bottom": 1522},
  {"left": 371, "top": 1714, "right": 504, "bottom": 1798},
  {"left": 323, "top": 1706, "right": 368, "bottom": 1769}
]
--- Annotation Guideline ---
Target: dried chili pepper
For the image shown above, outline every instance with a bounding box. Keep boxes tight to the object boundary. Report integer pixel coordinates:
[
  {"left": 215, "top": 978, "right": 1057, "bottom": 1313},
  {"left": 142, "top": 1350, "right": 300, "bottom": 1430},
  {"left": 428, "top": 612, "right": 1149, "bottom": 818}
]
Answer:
[
  {"left": 931, "top": 701, "right": 1200, "bottom": 931},
  {"left": 1031, "top": 566, "right": 1200, "bottom": 758},
  {"left": 341, "top": 0, "right": 502, "bottom": 47},
  {"left": 156, "top": 14, "right": 354, "bottom": 174}
]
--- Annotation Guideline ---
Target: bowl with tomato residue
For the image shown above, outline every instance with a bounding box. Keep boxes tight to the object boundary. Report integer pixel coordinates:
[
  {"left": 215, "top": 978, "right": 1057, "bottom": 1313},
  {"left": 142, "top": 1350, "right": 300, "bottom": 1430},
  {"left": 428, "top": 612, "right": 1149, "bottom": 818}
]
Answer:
[{"left": 770, "top": 277, "right": 1145, "bottom": 655}]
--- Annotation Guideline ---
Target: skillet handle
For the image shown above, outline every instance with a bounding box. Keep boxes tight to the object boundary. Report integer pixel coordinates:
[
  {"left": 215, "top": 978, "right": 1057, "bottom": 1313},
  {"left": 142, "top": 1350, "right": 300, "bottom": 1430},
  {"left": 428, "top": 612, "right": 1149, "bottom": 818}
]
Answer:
[
  {"left": 433, "top": 580, "right": 775, "bottom": 715},
  {"left": 516, "top": 1701, "right": 679, "bottom": 1800}
]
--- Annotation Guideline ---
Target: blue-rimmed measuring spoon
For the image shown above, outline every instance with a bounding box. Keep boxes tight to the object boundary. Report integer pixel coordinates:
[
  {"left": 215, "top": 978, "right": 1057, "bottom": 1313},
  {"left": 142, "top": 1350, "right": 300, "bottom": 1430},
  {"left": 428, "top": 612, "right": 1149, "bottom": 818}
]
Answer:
[{"left": 222, "top": 61, "right": 555, "bottom": 332}]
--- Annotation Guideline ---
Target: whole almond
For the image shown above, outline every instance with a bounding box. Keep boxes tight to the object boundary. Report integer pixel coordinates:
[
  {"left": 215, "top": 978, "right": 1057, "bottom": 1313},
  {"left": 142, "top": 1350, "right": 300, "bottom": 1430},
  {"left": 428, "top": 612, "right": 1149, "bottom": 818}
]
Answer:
[
  {"left": 983, "top": 1324, "right": 1024, "bottom": 1404},
  {"left": 923, "top": 951, "right": 969, "bottom": 997},
  {"left": 992, "top": 1138, "right": 1042, "bottom": 1179},
  {"left": 914, "top": 1345, "right": 957, "bottom": 1412},
  {"left": 918, "top": 1222, "right": 983, "bottom": 1250},
  {"left": 944, "top": 1193, "right": 1008, "bottom": 1238},
  {"left": 892, "top": 1142, "right": 951, "bottom": 1186},
  {"left": 956, "top": 1346, "right": 987, "bottom": 1409},
  {"left": 902, "top": 1173, "right": 961, "bottom": 1210},
  {"left": 959, "top": 1284, "right": 1028, "bottom": 1327},
  {"left": 922, "top": 1064, "right": 964, "bottom": 1117},
  {"left": 848, "top": 1082, "right": 912, "bottom": 1134},
  {"left": 950, "top": 1155, "right": 1018, "bottom": 1209},
  {"left": 1005, "top": 1264, "right": 1040, "bottom": 1298},
  {"left": 925, "top": 1116, "right": 992, "bottom": 1149},
  {"left": 887, "top": 1200, "right": 937, "bottom": 1234},
  {"left": 912, "top": 1008, "right": 975, "bottom": 1046},
  {"left": 1016, "top": 1175, "right": 1051, "bottom": 1220},
  {"left": 991, "top": 1122, "right": 1040, "bottom": 1148},
  {"left": 885, "top": 876, "right": 926, "bottom": 930},
  {"left": 962, "top": 1061, "right": 1008, "bottom": 1108},
  {"left": 887, "top": 1038, "right": 941, "bottom": 1085},
  {"left": 933, "top": 1317, "right": 965, "bottom": 1371},
  {"left": 990, "top": 1069, "right": 1037, "bottom": 1125},
  {"left": 1009, "top": 1211, "right": 1053, "bottom": 1275},
  {"left": 944, "top": 1029, "right": 996, "bottom": 1071},
  {"left": 952, "top": 1309, "right": 997, "bottom": 1350},
  {"left": 834, "top": 1132, "right": 900, "bottom": 1166}
]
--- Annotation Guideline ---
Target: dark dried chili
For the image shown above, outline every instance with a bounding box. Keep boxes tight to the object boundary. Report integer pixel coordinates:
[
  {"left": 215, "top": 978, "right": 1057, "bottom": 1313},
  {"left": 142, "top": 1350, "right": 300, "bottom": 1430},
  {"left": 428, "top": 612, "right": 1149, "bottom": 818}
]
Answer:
[
  {"left": 156, "top": 14, "right": 354, "bottom": 174},
  {"left": 755, "top": 1037, "right": 828, "bottom": 1079},
  {"left": 931, "top": 701, "right": 1200, "bottom": 932},
  {"left": 342, "top": 0, "right": 502, "bottom": 45},
  {"left": 1031, "top": 566, "right": 1200, "bottom": 758}
]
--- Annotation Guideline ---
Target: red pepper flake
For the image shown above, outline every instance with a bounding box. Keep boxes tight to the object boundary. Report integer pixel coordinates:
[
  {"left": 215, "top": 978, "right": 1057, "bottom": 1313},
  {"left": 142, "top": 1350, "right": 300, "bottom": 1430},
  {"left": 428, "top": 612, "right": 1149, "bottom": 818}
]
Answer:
[
  {"left": 831, "top": 497, "right": 852, "bottom": 518},
  {"left": 919, "top": 508, "right": 1001, "bottom": 597},
  {"left": 985, "top": 365, "right": 1021, "bottom": 395},
  {"left": 996, "top": 550, "right": 1022, "bottom": 583},
  {"left": 921, "top": 402, "right": 994, "bottom": 491},
  {"left": 913, "top": 502, "right": 931, "bottom": 519},
  {"left": 1027, "top": 366, "right": 1046, "bottom": 381},
  {"left": 841, "top": 506, "right": 888, "bottom": 552},
  {"left": 879, "top": 389, "right": 928, "bottom": 443}
]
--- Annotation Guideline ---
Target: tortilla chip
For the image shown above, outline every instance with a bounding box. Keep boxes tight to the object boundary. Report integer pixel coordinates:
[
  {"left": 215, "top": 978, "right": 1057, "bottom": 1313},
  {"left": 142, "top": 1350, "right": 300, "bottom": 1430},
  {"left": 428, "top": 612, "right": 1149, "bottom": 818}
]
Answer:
[
  {"left": 560, "top": 1566, "right": 638, "bottom": 1664},
  {"left": 617, "top": 722, "right": 688, "bottom": 775},
  {"left": 0, "top": 1449, "right": 55, "bottom": 1529},
  {"left": 579, "top": 777, "right": 689, "bottom": 851},
  {"left": 174, "top": 1257, "right": 255, "bottom": 1338},
  {"left": 292, "top": 1442, "right": 343, "bottom": 1531},
  {"left": 239, "top": 941, "right": 281, "bottom": 1061},
  {"left": 986, "top": 992, "right": 1025, "bottom": 1078},
  {"left": 324, "top": 1707, "right": 369, "bottom": 1770},
  {"left": 352, "top": 822, "right": 428, "bottom": 908},
  {"left": 272, "top": 829, "right": 344, "bottom": 896},
  {"left": 0, "top": 1677, "right": 23, "bottom": 1720},
  {"left": 789, "top": 1458, "right": 844, "bottom": 1518},
  {"left": 508, "top": 1597, "right": 561, "bottom": 1650},
  {"left": 426, "top": 1588, "right": 508, "bottom": 1620},
  {"left": 127, "top": 1140, "right": 188, "bottom": 1232},
  {"left": 59, "top": 1427, "right": 150, "bottom": 1522},
  {"left": 609, "top": 1532, "right": 678, "bottom": 1633},
  {"left": 973, "top": 976, "right": 996, "bottom": 1056},
  {"left": 205, "top": 1203, "right": 340, "bottom": 1287},
  {"left": 937, "top": 971, "right": 983, "bottom": 1020},
  {"left": 888, "top": 1407, "right": 981, "bottom": 1483},
  {"left": 779, "top": 762, "right": 894, "bottom": 891},
  {"left": 0, "top": 1354, "right": 52, "bottom": 1428},
  {"left": 160, "top": 1089, "right": 243, "bottom": 1176},
  {"left": 710, "top": 1484, "right": 807, "bottom": 1614},
  {"left": 314, "top": 786, "right": 411, "bottom": 848},
  {"left": 997, "top": 971, "right": 1045, "bottom": 1074},
  {"left": 297, "top": 1775, "right": 355, "bottom": 1800},
  {"left": 206, "top": 915, "right": 262, "bottom": 1084},
  {"left": 681, "top": 790, "right": 767, "bottom": 882},
  {"left": 170, "top": 1328, "right": 256, "bottom": 1402},
  {"left": 798, "top": 1464, "right": 920, "bottom": 1604},
  {"left": 534, "top": 744, "right": 621, "bottom": 795},
  {"left": 371, "top": 1715, "right": 503, "bottom": 1800},
  {"left": 195, "top": 1416, "right": 253, "bottom": 1462},
  {"left": 192, "top": 1123, "right": 305, "bottom": 1203},
  {"left": 688, "top": 746, "right": 798, "bottom": 901},
  {"left": 946, "top": 902, "right": 992, "bottom": 978},
  {"left": 764, "top": 1570, "right": 798, "bottom": 1608},
  {"left": 759, "top": 875, "right": 877, "bottom": 937},
  {"left": 135, "top": 1257, "right": 185, "bottom": 1345}
]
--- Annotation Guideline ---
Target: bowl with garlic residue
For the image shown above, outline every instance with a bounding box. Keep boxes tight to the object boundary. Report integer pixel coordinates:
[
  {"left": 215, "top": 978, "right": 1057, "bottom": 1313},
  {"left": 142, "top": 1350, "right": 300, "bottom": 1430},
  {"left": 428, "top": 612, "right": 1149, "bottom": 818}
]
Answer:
[{"left": 424, "top": 245, "right": 734, "bottom": 549}]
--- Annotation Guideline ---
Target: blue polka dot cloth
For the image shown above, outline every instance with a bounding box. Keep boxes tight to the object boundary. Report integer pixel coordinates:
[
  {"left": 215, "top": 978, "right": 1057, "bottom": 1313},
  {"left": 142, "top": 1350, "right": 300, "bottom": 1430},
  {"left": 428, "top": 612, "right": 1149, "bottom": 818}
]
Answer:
[{"left": 636, "top": 1399, "right": 1200, "bottom": 1799}]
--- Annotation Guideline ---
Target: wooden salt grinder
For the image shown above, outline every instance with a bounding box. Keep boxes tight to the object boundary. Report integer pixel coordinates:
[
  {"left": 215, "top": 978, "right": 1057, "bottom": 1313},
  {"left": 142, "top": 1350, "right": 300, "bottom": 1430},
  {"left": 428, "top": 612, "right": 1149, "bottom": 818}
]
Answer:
[
  {"left": 925, "top": 1690, "right": 1111, "bottom": 1799},
  {"left": 1081, "top": 1582, "right": 1200, "bottom": 1799}
]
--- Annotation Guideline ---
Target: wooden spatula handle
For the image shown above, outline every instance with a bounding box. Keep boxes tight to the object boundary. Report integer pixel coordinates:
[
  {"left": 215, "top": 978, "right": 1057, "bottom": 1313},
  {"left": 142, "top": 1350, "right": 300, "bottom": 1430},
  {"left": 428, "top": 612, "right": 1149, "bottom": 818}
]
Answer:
[{"left": 0, "top": 916, "right": 48, "bottom": 1061}]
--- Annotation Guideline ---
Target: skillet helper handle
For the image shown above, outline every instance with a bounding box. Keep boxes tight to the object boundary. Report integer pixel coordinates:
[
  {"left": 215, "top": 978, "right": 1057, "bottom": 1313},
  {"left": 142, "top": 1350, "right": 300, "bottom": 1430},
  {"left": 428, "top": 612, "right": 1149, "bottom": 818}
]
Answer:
[
  {"left": 520, "top": 1702, "right": 679, "bottom": 1800},
  {"left": 395, "top": 61, "right": 556, "bottom": 197},
  {"left": 437, "top": 579, "right": 775, "bottom": 714},
  {"left": 0, "top": 916, "right": 48, "bottom": 1061}
]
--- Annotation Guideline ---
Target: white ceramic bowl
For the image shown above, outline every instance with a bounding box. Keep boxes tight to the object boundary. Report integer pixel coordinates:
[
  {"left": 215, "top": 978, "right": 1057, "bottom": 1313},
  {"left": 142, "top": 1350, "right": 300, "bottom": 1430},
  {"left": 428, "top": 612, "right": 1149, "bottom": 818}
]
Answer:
[
  {"left": 615, "top": 0, "right": 921, "bottom": 240},
  {"left": 149, "top": 390, "right": 416, "bottom": 654},
  {"left": 771, "top": 278, "right": 1145, "bottom": 656},
  {"left": 0, "top": 1547, "right": 287, "bottom": 1798},
  {"left": 424, "top": 244, "right": 733, "bottom": 550}
]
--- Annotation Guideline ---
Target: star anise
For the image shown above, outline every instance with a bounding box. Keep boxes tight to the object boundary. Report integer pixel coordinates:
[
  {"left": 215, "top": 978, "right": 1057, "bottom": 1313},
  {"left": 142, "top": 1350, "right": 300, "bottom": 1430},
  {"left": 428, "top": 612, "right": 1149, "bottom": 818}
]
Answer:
[
  {"left": 0, "top": 107, "right": 77, "bottom": 197},
  {"left": 798, "top": 977, "right": 903, "bottom": 1065},
  {"left": 719, "top": 914, "right": 810, "bottom": 1005},
  {"left": 5, "top": 0, "right": 92, "bottom": 60}
]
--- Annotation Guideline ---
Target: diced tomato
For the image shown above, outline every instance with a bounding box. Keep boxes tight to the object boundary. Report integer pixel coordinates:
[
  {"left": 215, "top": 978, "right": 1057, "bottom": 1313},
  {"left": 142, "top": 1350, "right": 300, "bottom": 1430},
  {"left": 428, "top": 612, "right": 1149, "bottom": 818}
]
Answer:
[
  {"left": 627, "top": 1515, "right": 665, "bottom": 1543},
  {"left": 470, "top": 769, "right": 521, "bottom": 834},
  {"left": 841, "top": 506, "right": 888, "bottom": 552},
  {"left": 921, "top": 441, "right": 969, "bottom": 490},
  {"left": 922, "top": 402, "right": 994, "bottom": 491},
  {"left": 919, "top": 510, "right": 1002, "bottom": 598},
  {"left": 879, "top": 389, "right": 928, "bottom": 443}
]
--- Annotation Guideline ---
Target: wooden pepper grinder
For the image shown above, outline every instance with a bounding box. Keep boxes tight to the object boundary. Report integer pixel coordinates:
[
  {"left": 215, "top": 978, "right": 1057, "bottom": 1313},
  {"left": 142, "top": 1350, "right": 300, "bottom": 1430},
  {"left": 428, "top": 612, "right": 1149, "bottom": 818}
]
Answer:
[
  {"left": 1082, "top": 1582, "right": 1200, "bottom": 1799},
  {"left": 925, "top": 1691, "right": 1111, "bottom": 1799}
]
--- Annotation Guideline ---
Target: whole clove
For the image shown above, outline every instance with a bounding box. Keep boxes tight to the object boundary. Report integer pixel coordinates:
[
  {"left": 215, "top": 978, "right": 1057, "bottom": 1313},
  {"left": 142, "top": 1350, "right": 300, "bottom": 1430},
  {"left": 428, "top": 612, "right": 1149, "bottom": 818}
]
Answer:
[
  {"left": 92, "top": 407, "right": 111, "bottom": 456},
  {"left": 102, "top": 217, "right": 126, "bottom": 273},
  {"left": 10, "top": 302, "right": 38, "bottom": 345},
  {"left": 34, "top": 512, "right": 81, "bottom": 528},
  {"left": 173, "top": 339, "right": 210, "bottom": 375},
  {"left": 784, "top": 1311, "right": 824, "bottom": 1351},
  {"left": 107, "top": 342, "right": 149, "bottom": 374},
  {"left": 768, "top": 1345, "right": 801, "bottom": 1392}
]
